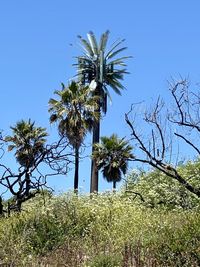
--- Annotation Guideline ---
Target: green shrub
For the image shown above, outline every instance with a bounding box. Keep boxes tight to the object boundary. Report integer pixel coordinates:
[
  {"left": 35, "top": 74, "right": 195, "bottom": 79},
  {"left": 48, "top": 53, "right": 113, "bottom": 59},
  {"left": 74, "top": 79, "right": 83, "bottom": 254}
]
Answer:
[
  {"left": 124, "top": 160, "right": 200, "bottom": 209},
  {"left": 87, "top": 254, "right": 121, "bottom": 267},
  {"left": 0, "top": 193, "right": 199, "bottom": 266}
]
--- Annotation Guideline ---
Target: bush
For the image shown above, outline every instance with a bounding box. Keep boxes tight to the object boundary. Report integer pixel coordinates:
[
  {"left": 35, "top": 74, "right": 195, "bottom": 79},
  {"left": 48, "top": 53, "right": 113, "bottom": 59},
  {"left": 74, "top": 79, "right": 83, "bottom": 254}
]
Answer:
[
  {"left": 0, "top": 193, "right": 199, "bottom": 266},
  {"left": 87, "top": 254, "right": 121, "bottom": 267},
  {"left": 124, "top": 160, "right": 200, "bottom": 209}
]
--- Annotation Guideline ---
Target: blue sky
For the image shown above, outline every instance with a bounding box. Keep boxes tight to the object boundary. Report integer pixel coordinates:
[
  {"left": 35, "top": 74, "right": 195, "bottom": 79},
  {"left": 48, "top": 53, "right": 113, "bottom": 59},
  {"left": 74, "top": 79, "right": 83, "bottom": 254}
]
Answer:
[{"left": 1, "top": 1, "right": 200, "bottom": 194}]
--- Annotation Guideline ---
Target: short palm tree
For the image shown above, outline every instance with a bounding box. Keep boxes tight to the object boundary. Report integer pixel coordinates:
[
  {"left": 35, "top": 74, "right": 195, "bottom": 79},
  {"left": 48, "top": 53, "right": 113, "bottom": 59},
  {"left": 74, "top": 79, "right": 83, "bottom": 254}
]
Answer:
[
  {"left": 75, "top": 31, "right": 131, "bottom": 192},
  {"left": 48, "top": 81, "right": 98, "bottom": 192},
  {"left": 92, "top": 134, "right": 134, "bottom": 189},
  {"left": 5, "top": 119, "right": 48, "bottom": 197},
  {"left": 5, "top": 119, "right": 48, "bottom": 168}
]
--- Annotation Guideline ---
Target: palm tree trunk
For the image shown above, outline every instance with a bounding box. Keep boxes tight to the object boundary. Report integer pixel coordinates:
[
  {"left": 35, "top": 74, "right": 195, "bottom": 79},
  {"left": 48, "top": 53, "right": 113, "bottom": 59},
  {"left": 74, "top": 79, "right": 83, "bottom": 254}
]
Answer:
[
  {"left": 90, "top": 88, "right": 101, "bottom": 193},
  {"left": 113, "top": 181, "right": 117, "bottom": 191},
  {"left": 90, "top": 121, "right": 100, "bottom": 193},
  {"left": 74, "top": 147, "right": 79, "bottom": 193}
]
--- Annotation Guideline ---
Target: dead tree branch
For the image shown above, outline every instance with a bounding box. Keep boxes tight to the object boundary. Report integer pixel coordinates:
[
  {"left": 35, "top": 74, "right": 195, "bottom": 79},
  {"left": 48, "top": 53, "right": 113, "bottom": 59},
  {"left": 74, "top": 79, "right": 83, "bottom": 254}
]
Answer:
[
  {"left": 125, "top": 78, "right": 200, "bottom": 198},
  {"left": 0, "top": 137, "right": 73, "bottom": 213}
]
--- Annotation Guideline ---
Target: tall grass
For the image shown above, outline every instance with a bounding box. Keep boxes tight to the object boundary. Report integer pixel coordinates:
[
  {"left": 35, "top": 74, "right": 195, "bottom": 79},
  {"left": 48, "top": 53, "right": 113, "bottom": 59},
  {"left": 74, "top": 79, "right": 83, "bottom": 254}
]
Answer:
[{"left": 0, "top": 193, "right": 199, "bottom": 266}]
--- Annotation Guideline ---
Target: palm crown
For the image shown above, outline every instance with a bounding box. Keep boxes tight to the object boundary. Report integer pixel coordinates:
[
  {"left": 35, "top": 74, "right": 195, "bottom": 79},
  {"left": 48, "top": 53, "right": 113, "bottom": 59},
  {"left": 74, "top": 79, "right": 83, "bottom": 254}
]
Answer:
[
  {"left": 49, "top": 81, "right": 99, "bottom": 149},
  {"left": 75, "top": 30, "right": 131, "bottom": 113},
  {"left": 92, "top": 134, "right": 134, "bottom": 183},
  {"left": 5, "top": 119, "right": 48, "bottom": 167}
]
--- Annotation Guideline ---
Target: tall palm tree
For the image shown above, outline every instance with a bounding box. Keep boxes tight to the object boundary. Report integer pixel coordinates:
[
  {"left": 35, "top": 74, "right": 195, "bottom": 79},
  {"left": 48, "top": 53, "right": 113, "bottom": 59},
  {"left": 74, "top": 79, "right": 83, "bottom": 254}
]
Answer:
[
  {"left": 5, "top": 119, "right": 48, "bottom": 196},
  {"left": 48, "top": 81, "right": 98, "bottom": 192},
  {"left": 92, "top": 134, "right": 134, "bottom": 190},
  {"left": 75, "top": 31, "right": 131, "bottom": 192}
]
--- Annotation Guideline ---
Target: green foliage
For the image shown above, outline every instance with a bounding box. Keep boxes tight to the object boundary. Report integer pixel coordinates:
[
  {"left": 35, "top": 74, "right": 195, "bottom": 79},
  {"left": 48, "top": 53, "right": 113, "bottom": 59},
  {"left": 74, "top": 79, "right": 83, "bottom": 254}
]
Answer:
[
  {"left": 87, "top": 254, "right": 121, "bottom": 267},
  {"left": 93, "top": 134, "right": 133, "bottom": 183},
  {"left": 0, "top": 193, "right": 200, "bottom": 266},
  {"left": 125, "top": 159, "right": 200, "bottom": 209},
  {"left": 76, "top": 31, "right": 131, "bottom": 114},
  {"left": 49, "top": 81, "right": 99, "bottom": 148},
  {"left": 5, "top": 119, "right": 47, "bottom": 167}
]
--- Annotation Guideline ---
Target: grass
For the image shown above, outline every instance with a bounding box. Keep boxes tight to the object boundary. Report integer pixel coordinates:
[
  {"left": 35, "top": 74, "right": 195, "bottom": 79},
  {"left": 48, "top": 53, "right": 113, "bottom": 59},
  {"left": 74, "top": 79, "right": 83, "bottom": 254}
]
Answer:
[{"left": 0, "top": 192, "right": 199, "bottom": 266}]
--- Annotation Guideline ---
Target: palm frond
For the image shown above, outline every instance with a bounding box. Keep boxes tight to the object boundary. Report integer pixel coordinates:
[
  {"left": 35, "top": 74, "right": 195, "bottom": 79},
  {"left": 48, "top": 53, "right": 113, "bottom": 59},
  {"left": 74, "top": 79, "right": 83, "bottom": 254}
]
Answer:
[
  {"left": 108, "top": 56, "right": 132, "bottom": 66},
  {"left": 48, "top": 99, "right": 58, "bottom": 108},
  {"left": 105, "top": 77, "right": 124, "bottom": 94},
  {"left": 77, "top": 35, "right": 94, "bottom": 57},
  {"left": 74, "top": 56, "right": 93, "bottom": 64},
  {"left": 87, "top": 31, "right": 98, "bottom": 55},
  {"left": 105, "top": 38, "right": 126, "bottom": 58},
  {"left": 107, "top": 47, "right": 127, "bottom": 60},
  {"left": 99, "top": 30, "right": 110, "bottom": 52},
  {"left": 8, "top": 144, "right": 15, "bottom": 152},
  {"left": 49, "top": 114, "right": 58, "bottom": 123}
]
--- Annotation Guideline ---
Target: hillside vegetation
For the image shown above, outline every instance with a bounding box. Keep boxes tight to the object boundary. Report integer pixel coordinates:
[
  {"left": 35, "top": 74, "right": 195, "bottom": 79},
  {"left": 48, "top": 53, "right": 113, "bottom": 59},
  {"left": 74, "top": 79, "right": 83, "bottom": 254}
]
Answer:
[{"left": 0, "top": 193, "right": 200, "bottom": 267}]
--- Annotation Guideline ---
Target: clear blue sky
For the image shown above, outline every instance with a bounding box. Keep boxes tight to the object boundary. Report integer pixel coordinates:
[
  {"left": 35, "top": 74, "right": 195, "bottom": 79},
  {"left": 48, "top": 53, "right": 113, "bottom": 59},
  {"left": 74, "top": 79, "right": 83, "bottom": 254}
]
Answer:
[{"left": 1, "top": 1, "right": 200, "bottom": 194}]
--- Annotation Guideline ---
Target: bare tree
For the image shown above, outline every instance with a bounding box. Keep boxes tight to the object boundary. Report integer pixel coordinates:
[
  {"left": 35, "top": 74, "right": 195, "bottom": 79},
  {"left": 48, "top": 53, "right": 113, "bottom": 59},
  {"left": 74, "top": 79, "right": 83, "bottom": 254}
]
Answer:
[
  {"left": 0, "top": 137, "right": 72, "bottom": 213},
  {"left": 125, "top": 78, "right": 200, "bottom": 198}
]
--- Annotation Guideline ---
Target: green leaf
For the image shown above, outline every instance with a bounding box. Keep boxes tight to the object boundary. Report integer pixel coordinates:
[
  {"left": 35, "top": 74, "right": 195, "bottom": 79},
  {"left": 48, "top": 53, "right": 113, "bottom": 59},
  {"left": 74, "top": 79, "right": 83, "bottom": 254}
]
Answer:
[
  {"left": 87, "top": 31, "right": 98, "bottom": 55},
  {"left": 8, "top": 145, "right": 15, "bottom": 151},
  {"left": 107, "top": 47, "right": 127, "bottom": 60},
  {"left": 108, "top": 56, "right": 132, "bottom": 66},
  {"left": 99, "top": 30, "right": 110, "bottom": 52},
  {"left": 105, "top": 38, "right": 126, "bottom": 58},
  {"left": 78, "top": 35, "right": 94, "bottom": 57}
]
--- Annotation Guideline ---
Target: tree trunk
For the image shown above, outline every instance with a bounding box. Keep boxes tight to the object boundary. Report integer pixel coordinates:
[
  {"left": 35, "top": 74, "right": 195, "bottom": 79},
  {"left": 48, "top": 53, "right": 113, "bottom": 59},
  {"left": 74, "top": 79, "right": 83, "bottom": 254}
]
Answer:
[
  {"left": 25, "top": 172, "right": 30, "bottom": 196},
  {"left": 16, "top": 199, "right": 22, "bottom": 212},
  {"left": 0, "top": 197, "right": 3, "bottom": 216},
  {"left": 90, "top": 119, "right": 100, "bottom": 193},
  {"left": 74, "top": 147, "right": 79, "bottom": 193},
  {"left": 113, "top": 181, "right": 117, "bottom": 191},
  {"left": 90, "top": 87, "right": 101, "bottom": 193}
]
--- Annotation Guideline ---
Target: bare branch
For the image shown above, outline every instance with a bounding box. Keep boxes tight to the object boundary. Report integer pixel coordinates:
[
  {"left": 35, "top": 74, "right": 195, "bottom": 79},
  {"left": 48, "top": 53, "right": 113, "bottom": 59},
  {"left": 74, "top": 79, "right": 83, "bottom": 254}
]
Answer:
[
  {"left": 174, "top": 132, "right": 200, "bottom": 155},
  {"left": 0, "top": 137, "right": 73, "bottom": 214},
  {"left": 125, "top": 78, "right": 200, "bottom": 198}
]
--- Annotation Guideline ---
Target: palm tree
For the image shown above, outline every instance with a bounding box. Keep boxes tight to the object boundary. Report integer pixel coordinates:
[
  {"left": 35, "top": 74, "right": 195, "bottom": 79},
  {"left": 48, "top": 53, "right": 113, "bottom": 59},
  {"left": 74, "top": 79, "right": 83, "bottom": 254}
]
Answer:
[
  {"left": 5, "top": 119, "right": 48, "bottom": 168},
  {"left": 75, "top": 31, "right": 131, "bottom": 192},
  {"left": 48, "top": 81, "right": 98, "bottom": 192},
  {"left": 5, "top": 119, "right": 48, "bottom": 198},
  {"left": 92, "top": 134, "right": 134, "bottom": 190}
]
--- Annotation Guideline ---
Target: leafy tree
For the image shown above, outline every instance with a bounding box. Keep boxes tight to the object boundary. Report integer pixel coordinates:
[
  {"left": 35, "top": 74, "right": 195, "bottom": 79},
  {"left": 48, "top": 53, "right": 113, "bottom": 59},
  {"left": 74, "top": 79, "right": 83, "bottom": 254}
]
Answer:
[
  {"left": 92, "top": 134, "right": 133, "bottom": 189},
  {"left": 75, "top": 31, "right": 131, "bottom": 192},
  {"left": 49, "top": 81, "right": 98, "bottom": 192}
]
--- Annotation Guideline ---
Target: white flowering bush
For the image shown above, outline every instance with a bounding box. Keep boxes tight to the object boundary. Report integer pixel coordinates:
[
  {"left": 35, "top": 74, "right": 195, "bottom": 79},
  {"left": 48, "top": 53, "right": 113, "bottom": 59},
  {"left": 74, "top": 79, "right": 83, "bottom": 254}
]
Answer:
[
  {"left": 125, "top": 160, "right": 200, "bottom": 209},
  {"left": 0, "top": 192, "right": 199, "bottom": 266}
]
